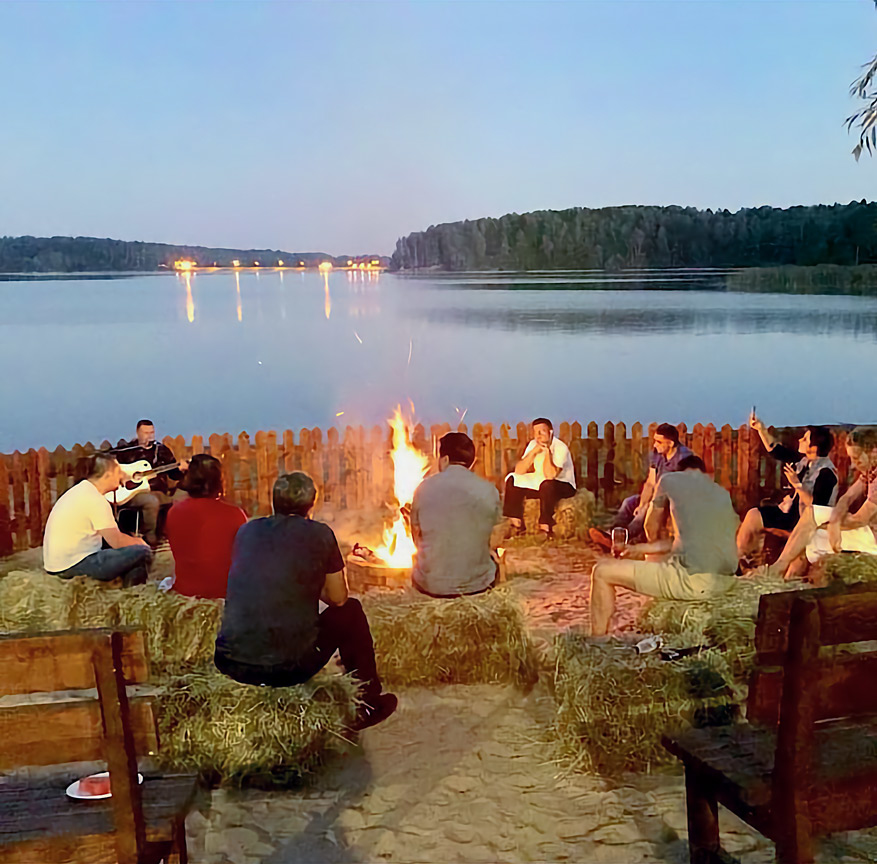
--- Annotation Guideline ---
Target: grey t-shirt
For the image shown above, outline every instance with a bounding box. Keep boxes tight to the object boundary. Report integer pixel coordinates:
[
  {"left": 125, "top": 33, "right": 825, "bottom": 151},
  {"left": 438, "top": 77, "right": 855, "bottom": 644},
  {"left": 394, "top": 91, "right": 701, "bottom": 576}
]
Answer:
[
  {"left": 652, "top": 471, "right": 739, "bottom": 575},
  {"left": 411, "top": 466, "right": 502, "bottom": 596}
]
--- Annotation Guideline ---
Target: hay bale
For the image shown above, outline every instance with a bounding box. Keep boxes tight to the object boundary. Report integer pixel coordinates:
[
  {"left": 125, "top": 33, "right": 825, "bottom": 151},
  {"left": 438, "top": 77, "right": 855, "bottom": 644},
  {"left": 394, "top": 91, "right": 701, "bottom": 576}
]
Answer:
[
  {"left": 0, "top": 569, "right": 222, "bottom": 676},
  {"left": 819, "top": 552, "right": 877, "bottom": 586},
  {"left": 154, "top": 667, "right": 359, "bottom": 783},
  {"left": 522, "top": 488, "right": 595, "bottom": 539},
  {"left": 636, "top": 575, "right": 808, "bottom": 684},
  {"left": 551, "top": 633, "right": 737, "bottom": 775},
  {"left": 362, "top": 586, "right": 539, "bottom": 688}
]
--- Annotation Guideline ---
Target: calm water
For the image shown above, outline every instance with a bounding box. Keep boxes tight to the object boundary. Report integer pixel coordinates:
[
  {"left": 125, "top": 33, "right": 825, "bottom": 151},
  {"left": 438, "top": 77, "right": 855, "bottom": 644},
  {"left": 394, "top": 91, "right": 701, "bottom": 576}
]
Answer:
[{"left": 1, "top": 269, "right": 876, "bottom": 450}]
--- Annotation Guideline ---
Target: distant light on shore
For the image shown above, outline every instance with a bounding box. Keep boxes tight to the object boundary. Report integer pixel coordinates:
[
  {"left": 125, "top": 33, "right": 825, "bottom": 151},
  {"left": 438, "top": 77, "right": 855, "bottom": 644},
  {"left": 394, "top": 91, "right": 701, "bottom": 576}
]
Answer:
[
  {"left": 319, "top": 261, "right": 333, "bottom": 271},
  {"left": 173, "top": 259, "right": 196, "bottom": 271}
]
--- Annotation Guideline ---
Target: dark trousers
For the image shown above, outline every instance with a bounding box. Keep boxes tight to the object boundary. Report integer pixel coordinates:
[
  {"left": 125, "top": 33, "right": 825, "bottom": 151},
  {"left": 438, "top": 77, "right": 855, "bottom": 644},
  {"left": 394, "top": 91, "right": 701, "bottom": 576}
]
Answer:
[
  {"left": 503, "top": 477, "right": 576, "bottom": 528},
  {"left": 52, "top": 546, "right": 153, "bottom": 588},
  {"left": 214, "top": 598, "right": 383, "bottom": 707}
]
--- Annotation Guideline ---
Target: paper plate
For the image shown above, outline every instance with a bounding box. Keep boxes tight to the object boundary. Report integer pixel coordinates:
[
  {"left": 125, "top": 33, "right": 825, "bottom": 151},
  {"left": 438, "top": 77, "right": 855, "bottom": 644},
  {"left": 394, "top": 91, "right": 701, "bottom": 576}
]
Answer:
[{"left": 66, "top": 771, "right": 144, "bottom": 801}]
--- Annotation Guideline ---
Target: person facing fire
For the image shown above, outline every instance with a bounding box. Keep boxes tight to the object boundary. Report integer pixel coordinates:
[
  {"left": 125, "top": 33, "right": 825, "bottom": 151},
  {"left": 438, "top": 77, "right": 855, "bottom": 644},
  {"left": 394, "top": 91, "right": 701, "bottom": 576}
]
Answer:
[
  {"left": 410, "top": 432, "right": 503, "bottom": 597},
  {"left": 214, "top": 471, "right": 397, "bottom": 731}
]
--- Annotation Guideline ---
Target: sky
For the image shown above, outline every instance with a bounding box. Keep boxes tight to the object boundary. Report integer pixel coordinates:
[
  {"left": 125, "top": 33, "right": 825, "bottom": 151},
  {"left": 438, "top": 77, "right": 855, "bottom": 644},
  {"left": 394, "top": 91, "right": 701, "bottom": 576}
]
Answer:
[{"left": 0, "top": 0, "right": 875, "bottom": 257}]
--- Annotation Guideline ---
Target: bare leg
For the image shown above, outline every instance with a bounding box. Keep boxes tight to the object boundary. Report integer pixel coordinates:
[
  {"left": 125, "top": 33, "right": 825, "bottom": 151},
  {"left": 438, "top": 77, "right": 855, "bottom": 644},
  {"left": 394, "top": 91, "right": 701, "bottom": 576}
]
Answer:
[
  {"left": 589, "top": 560, "right": 639, "bottom": 636},
  {"left": 736, "top": 508, "right": 764, "bottom": 560},
  {"left": 769, "top": 506, "right": 818, "bottom": 578}
]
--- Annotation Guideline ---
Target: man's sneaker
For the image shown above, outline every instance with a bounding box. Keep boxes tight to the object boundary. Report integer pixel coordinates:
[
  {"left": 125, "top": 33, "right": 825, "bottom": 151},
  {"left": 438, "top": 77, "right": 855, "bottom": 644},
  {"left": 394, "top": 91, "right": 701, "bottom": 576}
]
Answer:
[
  {"left": 352, "top": 693, "right": 398, "bottom": 731},
  {"left": 589, "top": 528, "right": 613, "bottom": 552}
]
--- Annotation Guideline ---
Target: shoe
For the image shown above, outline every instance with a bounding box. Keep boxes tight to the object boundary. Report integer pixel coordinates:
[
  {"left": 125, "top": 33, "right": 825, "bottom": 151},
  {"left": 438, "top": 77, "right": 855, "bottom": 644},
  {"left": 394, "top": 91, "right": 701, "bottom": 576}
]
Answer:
[
  {"left": 589, "top": 528, "right": 613, "bottom": 552},
  {"left": 352, "top": 693, "right": 398, "bottom": 731}
]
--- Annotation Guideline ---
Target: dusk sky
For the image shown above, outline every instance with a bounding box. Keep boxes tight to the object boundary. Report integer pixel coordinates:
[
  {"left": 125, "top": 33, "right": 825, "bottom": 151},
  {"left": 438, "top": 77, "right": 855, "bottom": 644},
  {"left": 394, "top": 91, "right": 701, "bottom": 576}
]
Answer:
[{"left": 1, "top": 1, "right": 875, "bottom": 257}]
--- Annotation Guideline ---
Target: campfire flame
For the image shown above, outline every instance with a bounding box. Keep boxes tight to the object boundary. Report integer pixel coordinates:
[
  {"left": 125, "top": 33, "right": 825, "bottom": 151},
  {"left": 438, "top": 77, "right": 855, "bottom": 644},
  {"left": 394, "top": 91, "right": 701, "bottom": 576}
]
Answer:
[{"left": 373, "top": 407, "right": 429, "bottom": 568}]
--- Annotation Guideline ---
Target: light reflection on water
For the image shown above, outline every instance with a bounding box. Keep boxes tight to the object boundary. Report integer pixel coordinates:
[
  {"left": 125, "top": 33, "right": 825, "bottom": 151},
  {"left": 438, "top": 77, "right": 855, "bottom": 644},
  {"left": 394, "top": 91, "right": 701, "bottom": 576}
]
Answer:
[{"left": 0, "top": 269, "right": 876, "bottom": 450}]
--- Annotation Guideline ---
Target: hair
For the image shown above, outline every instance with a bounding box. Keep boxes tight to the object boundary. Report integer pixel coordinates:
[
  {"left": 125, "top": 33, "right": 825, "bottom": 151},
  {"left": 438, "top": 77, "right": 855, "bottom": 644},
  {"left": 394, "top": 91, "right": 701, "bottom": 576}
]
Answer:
[
  {"left": 136, "top": 419, "right": 154, "bottom": 430},
  {"left": 805, "top": 425, "right": 834, "bottom": 457},
  {"left": 87, "top": 452, "right": 119, "bottom": 479},
  {"left": 439, "top": 432, "right": 475, "bottom": 467},
  {"left": 848, "top": 425, "right": 877, "bottom": 453},
  {"left": 678, "top": 454, "right": 706, "bottom": 472},
  {"left": 654, "top": 423, "right": 680, "bottom": 445},
  {"left": 532, "top": 417, "right": 553, "bottom": 431},
  {"left": 273, "top": 472, "right": 317, "bottom": 516},
  {"left": 180, "top": 454, "right": 223, "bottom": 499}
]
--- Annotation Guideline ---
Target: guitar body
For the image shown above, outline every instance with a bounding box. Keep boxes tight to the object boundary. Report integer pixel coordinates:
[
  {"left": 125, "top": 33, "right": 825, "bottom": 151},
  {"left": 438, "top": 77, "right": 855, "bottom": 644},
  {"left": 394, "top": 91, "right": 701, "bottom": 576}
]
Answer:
[{"left": 105, "top": 460, "right": 154, "bottom": 506}]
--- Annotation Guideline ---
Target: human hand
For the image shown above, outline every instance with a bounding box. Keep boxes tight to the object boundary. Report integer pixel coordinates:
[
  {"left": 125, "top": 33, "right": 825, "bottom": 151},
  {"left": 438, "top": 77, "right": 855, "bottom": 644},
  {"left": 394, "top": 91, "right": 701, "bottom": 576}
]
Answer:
[
  {"left": 749, "top": 411, "right": 763, "bottom": 432},
  {"left": 178, "top": 459, "right": 190, "bottom": 471},
  {"left": 828, "top": 520, "right": 843, "bottom": 553},
  {"left": 783, "top": 464, "right": 801, "bottom": 492}
]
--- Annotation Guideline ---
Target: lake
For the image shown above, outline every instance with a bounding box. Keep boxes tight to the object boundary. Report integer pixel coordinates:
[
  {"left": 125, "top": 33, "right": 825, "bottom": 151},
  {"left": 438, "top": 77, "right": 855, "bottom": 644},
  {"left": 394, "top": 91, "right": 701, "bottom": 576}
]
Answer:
[{"left": 1, "top": 268, "right": 876, "bottom": 451}]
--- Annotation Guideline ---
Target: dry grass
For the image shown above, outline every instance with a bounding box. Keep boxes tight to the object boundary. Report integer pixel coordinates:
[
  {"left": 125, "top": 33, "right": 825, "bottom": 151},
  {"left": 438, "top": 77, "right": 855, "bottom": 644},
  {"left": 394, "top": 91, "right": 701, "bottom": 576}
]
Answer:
[{"left": 363, "top": 585, "right": 539, "bottom": 688}]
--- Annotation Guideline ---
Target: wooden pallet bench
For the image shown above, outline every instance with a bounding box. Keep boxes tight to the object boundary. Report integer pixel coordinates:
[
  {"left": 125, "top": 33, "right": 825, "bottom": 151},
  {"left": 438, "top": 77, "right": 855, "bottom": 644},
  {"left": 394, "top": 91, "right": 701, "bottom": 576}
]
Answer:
[
  {"left": 0, "top": 629, "right": 199, "bottom": 863},
  {"left": 662, "top": 582, "right": 877, "bottom": 864}
]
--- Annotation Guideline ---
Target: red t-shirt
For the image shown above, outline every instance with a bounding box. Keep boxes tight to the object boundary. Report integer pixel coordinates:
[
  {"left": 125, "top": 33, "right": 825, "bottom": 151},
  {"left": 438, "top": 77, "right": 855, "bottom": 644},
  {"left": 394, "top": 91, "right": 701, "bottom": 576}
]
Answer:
[{"left": 165, "top": 497, "right": 248, "bottom": 599}]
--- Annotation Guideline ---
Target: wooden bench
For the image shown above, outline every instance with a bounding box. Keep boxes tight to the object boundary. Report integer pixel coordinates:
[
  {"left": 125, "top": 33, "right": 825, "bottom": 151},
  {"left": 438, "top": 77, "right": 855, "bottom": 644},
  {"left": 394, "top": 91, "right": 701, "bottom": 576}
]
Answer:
[
  {"left": 0, "top": 629, "right": 199, "bottom": 863},
  {"left": 662, "top": 582, "right": 877, "bottom": 864}
]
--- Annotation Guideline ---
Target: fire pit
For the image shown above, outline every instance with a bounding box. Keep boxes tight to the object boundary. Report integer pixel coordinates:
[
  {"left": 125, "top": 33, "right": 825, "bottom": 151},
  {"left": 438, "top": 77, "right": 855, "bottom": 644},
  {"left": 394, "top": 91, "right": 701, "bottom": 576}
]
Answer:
[{"left": 346, "top": 553, "right": 411, "bottom": 591}]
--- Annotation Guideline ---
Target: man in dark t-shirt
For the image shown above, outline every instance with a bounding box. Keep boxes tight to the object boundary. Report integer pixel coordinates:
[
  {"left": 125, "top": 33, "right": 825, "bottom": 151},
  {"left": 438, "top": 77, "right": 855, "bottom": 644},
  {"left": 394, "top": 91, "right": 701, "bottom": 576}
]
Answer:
[{"left": 215, "top": 472, "right": 397, "bottom": 731}]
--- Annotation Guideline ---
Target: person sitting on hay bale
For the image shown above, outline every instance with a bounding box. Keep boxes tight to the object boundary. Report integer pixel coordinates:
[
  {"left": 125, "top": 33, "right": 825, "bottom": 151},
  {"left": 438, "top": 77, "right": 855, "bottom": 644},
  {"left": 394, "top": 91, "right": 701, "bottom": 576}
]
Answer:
[
  {"left": 590, "top": 455, "right": 739, "bottom": 636},
  {"left": 43, "top": 452, "right": 153, "bottom": 588},
  {"left": 502, "top": 417, "right": 575, "bottom": 539},
  {"left": 214, "top": 471, "right": 397, "bottom": 731},
  {"left": 165, "top": 454, "right": 247, "bottom": 598},
  {"left": 768, "top": 425, "right": 877, "bottom": 578},
  {"left": 736, "top": 413, "right": 837, "bottom": 569},
  {"left": 590, "top": 422, "right": 691, "bottom": 551},
  {"left": 410, "top": 432, "right": 503, "bottom": 598}
]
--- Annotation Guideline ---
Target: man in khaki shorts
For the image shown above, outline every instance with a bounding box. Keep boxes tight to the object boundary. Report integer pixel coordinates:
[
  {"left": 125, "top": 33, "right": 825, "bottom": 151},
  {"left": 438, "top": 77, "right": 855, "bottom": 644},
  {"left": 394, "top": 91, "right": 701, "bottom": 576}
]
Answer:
[
  {"left": 590, "top": 455, "right": 739, "bottom": 636},
  {"left": 768, "top": 425, "right": 877, "bottom": 578}
]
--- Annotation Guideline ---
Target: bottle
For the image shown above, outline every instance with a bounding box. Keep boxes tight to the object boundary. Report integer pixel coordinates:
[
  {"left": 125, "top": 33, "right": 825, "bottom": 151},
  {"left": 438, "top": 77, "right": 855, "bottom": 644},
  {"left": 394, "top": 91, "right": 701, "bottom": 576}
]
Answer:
[{"left": 634, "top": 635, "right": 663, "bottom": 655}]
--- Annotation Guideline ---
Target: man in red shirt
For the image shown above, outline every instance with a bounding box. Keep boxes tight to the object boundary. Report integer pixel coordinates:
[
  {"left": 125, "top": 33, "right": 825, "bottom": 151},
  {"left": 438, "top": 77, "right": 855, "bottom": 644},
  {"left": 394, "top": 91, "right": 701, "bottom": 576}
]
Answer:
[{"left": 165, "top": 455, "right": 247, "bottom": 598}]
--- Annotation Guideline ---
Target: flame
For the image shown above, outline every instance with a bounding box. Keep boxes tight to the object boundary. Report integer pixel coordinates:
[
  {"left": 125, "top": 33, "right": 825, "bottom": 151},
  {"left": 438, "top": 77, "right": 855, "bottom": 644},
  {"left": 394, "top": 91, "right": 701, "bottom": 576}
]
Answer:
[{"left": 372, "top": 408, "right": 429, "bottom": 568}]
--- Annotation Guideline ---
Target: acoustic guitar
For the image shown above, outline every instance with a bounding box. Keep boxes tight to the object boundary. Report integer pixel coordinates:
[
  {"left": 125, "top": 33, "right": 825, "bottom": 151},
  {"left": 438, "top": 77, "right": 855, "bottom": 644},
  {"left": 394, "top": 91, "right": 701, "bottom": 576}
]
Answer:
[{"left": 105, "top": 459, "right": 185, "bottom": 506}]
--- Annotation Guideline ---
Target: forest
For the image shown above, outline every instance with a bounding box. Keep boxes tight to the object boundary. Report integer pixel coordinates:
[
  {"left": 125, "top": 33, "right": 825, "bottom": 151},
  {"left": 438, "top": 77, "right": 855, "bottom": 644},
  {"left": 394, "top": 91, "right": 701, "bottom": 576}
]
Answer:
[{"left": 390, "top": 201, "right": 877, "bottom": 271}]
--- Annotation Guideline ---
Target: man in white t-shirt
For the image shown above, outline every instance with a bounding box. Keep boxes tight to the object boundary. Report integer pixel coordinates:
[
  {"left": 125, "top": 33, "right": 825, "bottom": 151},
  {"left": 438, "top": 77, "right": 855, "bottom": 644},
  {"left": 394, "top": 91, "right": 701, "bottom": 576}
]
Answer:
[
  {"left": 503, "top": 417, "right": 576, "bottom": 537},
  {"left": 43, "top": 452, "right": 153, "bottom": 588},
  {"left": 769, "top": 426, "right": 877, "bottom": 578}
]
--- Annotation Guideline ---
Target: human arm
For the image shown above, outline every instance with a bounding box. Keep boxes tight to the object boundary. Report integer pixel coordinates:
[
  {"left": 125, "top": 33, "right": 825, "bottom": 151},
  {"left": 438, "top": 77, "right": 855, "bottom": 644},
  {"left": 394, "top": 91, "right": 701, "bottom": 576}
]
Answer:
[
  {"left": 514, "top": 440, "right": 539, "bottom": 474},
  {"left": 643, "top": 479, "right": 670, "bottom": 542},
  {"left": 620, "top": 538, "right": 673, "bottom": 559},
  {"left": 321, "top": 570, "right": 349, "bottom": 606},
  {"left": 98, "top": 526, "right": 149, "bottom": 549},
  {"left": 749, "top": 412, "right": 778, "bottom": 452},
  {"left": 826, "top": 478, "right": 866, "bottom": 550},
  {"left": 635, "top": 468, "right": 658, "bottom": 516}
]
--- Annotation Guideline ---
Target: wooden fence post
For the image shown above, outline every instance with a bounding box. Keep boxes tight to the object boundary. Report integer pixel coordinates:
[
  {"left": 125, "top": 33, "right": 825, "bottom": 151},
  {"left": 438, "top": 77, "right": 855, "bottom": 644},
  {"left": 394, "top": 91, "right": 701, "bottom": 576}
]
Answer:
[
  {"left": 0, "top": 456, "right": 12, "bottom": 556},
  {"left": 238, "top": 432, "right": 253, "bottom": 515}
]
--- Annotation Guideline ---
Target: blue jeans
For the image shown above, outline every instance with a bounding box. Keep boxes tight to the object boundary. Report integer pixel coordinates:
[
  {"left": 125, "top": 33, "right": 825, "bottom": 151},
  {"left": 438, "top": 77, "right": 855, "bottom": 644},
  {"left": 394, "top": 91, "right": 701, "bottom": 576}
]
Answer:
[
  {"left": 612, "top": 494, "right": 646, "bottom": 540},
  {"left": 54, "top": 546, "right": 153, "bottom": 588}
]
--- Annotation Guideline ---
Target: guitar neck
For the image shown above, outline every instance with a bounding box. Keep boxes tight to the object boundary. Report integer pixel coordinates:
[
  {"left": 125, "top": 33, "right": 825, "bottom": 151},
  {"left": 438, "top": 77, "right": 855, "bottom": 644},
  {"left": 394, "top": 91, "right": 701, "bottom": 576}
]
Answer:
[{"left": 138, "top": 461, "right": 183, "bottom": 480}]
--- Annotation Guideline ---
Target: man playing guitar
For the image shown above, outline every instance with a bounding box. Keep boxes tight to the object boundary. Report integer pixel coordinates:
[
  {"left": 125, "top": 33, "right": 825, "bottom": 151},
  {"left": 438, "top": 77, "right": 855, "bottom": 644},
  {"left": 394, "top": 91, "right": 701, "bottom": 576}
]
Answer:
[{"left": 111, "top": 419, "right": 189, "bottom": 547}]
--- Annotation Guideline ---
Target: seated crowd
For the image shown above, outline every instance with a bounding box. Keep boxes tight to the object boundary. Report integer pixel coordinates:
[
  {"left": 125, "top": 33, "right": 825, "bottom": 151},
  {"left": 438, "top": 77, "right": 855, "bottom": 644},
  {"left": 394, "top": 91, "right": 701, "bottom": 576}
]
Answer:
[{"left": 37, "top": 414, "right": 877, "bottom": 725}]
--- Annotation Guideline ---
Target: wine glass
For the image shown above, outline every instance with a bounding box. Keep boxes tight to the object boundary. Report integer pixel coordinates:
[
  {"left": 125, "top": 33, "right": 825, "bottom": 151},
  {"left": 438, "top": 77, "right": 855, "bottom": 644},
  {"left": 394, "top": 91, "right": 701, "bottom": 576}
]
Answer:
[{"left": 611, "top": 527, "right": 629, "bottom": 558}]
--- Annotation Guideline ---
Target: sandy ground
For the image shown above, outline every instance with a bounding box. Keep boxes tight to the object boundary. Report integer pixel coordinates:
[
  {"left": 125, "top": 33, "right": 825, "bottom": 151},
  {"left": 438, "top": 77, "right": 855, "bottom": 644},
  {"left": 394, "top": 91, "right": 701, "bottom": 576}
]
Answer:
[{"left": 4, "top": 533, "right": 877, "bottom": 862}]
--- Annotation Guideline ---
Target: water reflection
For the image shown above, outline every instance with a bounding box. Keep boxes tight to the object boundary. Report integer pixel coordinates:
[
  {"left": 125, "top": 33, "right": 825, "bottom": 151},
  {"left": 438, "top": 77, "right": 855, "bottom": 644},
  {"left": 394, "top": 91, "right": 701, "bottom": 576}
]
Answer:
[
  {"left": 234, "top": 270, "right": 242, "bottom": 323},
  {"left": 182, "top": 271, "right": 195, "bottom": 324},
  {"left": 323, "top": 270, "right": 331, "bottom": 320}
]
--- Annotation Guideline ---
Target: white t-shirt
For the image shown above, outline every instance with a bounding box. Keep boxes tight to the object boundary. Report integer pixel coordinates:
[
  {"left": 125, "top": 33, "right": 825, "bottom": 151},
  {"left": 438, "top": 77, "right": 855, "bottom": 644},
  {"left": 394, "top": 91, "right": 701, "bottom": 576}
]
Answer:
[
  {"left": 508, "top": 438, "right": 576, "bottom": 490},
  {"left": 43, "top": 480, "right": 117, "bottom": 572}
]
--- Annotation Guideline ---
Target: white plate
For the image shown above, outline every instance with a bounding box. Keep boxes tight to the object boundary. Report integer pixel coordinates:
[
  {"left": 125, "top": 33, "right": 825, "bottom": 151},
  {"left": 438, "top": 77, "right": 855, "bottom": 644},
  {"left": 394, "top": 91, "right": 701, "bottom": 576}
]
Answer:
[{"left": 66, "top": 771, "right": 144, "bottom": 801}]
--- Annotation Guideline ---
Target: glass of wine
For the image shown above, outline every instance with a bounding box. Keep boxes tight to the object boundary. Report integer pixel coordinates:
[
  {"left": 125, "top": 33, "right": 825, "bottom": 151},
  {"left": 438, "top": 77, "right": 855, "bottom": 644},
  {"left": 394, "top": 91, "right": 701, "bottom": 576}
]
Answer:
[{"left": 611, "top": 527, "right": 629, "bottom": 558}]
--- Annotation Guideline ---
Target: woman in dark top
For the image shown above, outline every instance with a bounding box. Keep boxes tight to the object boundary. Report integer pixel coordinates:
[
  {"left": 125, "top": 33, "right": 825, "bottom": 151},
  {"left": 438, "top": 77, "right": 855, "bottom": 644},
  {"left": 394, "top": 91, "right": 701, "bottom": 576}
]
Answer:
[{"left": 736, "top": 414, "right": 838, "bottom": 563}]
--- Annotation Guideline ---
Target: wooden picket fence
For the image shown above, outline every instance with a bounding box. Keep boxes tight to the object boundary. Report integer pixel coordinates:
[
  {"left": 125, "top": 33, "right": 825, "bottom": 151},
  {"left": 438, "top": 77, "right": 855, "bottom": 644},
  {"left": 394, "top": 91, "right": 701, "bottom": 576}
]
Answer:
[{"left": 0, "top": 420, "right": 857, "bottom": 555}]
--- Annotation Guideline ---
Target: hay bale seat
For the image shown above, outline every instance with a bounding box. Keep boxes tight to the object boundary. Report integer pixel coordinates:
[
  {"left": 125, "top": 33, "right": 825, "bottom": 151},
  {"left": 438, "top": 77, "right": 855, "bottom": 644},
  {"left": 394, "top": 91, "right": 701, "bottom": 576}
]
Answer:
[
  {"left": 362, "top": 585, "right": 539, "bottom": 688},
  {"left": 522, "top": 487, "right": 595, "bottom": 540},
  {"left": 551, "top": 633, "right": 737, "bottom": 775},
  {"left": 0, "top": 569, "right": 359, "bottom": 783}
]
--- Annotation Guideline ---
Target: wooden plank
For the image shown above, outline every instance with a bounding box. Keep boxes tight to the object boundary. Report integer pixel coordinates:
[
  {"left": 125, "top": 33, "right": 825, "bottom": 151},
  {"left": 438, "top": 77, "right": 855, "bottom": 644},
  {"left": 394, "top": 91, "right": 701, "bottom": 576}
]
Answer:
[
  {"left": 586, "top": 422, "right": 599, "bottom": 497},
  {"left": 370, "top": 426, "right": 385, "bottom": 508},
  {"left": 27, "top": 450, "right": 41, "bottom": 548},
  {"left": 719, "top": 424, "right": 733, "bottom": 497},
  {"left": 736, "top": 425, "right": 751, "bottom": 512},
  {"left": 52, "top": 446, "right": 70, "bottom": 499},
  {"left": 37, "top": 448, "right": 51, "bottom": 539},
  {"left": 0, "top": 630, "right": 149, "bottom": 695},
  {"left": 342, "top": 427, "right": 356, "bottom": 509},
  {"left": 311, "top": 428, "right": 325, "bottom": 505},
  {"left": 472, "top": 422, "right": 486, "bottom": 479},
  {"left": 254, "top": 431, "right": 270, "bottom": 517},
  {"left": 602, "top": 422, "right": 616, "bottom": 508},
  {"left": 817, "top": 590, "right": 877, "bottom": 646},
  {"left": 692, "top": 423, "right": 705, "bottom": 460},
  {"left": 703, "top": 424, "right": 716, "bottom": 476},
  {"left": 237, "top": 432, "right": 253, "bottom": 515},
  {"left": 326, "top": 427, "right": 341, "bottom": 507},
  {"left": 0, "top": 700, "right": 157, "bottom": 771},
  {"left": 630, "top": 422, "right": 644, "bottom": 485},
  {"left": 0, "top": 455, "right": 12, "bottom": 557},
  {"left": 191, "top": 435, "right": 204, "bottom": 456},
  {"left": 11, "top": 452, "right": 26, "bottom": 552},
  {"left": 499, "top": 423, "right": 512, "bottom": 481},
  {"left": 267, "top": 430, "right": 280, "bottom": 508},
  {"left": 282, "top": 430, "right": 295, "bottom": 473},
  {"left": 614, "top": 422, "right": 628, "bottom": 499},
  {"left": 569, "top": 422, "right": 583, "bottom": 488}
]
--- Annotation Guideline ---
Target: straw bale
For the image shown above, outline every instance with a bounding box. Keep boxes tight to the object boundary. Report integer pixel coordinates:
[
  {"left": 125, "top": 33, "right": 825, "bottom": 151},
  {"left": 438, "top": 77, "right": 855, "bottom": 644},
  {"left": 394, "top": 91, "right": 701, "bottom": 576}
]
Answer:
[
  {"left": 551, "top": 633, "right": 737, "bottom": 775},
  {"left": 522, "top": 489, "right": 595, "bottom": 539},
  {"left": 362, "top": 585, "right": 539, "bottom": 688},
  {"left": 819, "top": 552, "right": 877, "bottom": 586},
  {"left": 0, "top": 569, "right": 72, "bottom": 632},
  {"left": 155, "top": 667, "right": 359, "bottom": 783}
]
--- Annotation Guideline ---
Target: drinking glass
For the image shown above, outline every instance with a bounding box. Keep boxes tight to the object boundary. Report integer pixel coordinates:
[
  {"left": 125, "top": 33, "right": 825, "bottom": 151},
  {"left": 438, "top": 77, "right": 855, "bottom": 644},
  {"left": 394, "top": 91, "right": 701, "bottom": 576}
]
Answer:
[{"left": 611, "top": 527, "right": 629, "bottom": 558}]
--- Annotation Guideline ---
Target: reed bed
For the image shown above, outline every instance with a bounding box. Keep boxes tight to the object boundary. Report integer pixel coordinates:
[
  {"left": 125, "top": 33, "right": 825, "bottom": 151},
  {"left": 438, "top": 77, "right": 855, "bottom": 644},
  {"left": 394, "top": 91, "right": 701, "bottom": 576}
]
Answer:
[{"left": 363, "top": 585, "right": 539, "bottom": 688}]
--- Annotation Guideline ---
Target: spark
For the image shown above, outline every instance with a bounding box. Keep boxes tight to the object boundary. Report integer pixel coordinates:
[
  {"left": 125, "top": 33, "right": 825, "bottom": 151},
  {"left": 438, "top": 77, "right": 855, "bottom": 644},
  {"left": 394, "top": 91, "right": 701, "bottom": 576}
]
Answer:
[
  {"left": 336, "top": 411, "right": 345, "bottom": 417},
  {"left": 354, "top": 331, "right": 363, "bottom": 344},
  {"left": 407, "top": 339, "right": 413, "bottom": 366}
]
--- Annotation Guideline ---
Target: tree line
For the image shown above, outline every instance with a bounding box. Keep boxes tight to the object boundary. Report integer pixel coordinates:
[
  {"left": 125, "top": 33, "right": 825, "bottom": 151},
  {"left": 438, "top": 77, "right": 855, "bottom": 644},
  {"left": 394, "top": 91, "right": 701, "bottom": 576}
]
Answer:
[{"left": 390, "top": 201, "right": 877, "bottom": 271}]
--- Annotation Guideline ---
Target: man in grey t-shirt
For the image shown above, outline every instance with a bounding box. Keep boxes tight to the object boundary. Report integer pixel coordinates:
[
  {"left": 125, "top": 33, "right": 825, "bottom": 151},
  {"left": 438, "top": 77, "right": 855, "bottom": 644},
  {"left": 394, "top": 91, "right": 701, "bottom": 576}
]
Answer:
[
  {"left": 411, "top": 433, "right": 503, "bottom": 597},
  {"left": 590, "top": 455, "right": 739, "bottom": 636}
]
